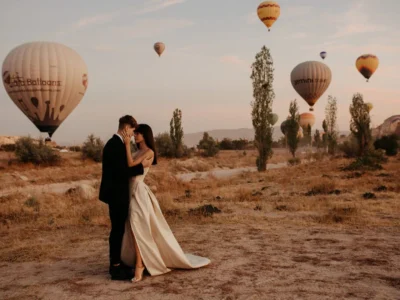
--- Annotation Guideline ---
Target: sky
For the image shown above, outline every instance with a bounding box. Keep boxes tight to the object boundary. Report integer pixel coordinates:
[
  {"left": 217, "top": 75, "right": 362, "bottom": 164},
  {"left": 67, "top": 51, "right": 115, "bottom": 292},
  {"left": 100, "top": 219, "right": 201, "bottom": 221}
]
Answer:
[{"left": 0, "top": 0, "right": 399, "bottom": 145}]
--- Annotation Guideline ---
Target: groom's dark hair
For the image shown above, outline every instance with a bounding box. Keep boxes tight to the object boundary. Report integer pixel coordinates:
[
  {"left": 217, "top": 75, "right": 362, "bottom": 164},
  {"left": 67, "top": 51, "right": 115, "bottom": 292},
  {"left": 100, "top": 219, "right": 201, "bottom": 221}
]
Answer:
[{"left": 118, "top": 115, "right": 137, "bottom": 130}]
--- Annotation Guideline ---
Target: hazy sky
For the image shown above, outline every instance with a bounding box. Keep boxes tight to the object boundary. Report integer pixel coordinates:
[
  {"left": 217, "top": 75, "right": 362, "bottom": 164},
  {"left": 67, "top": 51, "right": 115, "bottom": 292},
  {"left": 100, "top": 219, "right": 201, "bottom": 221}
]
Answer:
[{"left": 0, "top": 0, "right": 399, "bottom": 145}]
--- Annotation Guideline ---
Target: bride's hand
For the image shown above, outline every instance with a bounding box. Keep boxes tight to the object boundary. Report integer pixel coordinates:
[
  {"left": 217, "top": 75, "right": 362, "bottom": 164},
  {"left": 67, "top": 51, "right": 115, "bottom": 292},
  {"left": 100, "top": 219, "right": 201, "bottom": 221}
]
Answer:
[{"left": 121, "top": 129, "right": 132, "bottom": 145}]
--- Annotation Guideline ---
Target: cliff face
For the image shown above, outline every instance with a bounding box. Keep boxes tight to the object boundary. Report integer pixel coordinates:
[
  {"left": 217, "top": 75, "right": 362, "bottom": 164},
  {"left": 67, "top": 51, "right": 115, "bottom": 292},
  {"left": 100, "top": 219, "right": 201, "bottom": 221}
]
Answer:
[{"left": 372, "top": 115, "right": 400, "bottom": 138}]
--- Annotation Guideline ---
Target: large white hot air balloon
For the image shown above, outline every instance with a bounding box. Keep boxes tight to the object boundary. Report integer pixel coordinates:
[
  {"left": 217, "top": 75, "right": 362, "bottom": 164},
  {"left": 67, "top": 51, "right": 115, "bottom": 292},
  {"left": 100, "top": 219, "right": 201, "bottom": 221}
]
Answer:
[
  {"left": 2, "top": 42, "right": 88, "bottom": 138},
  {"left": 290, "top": 61, "right": 331, "bottom": 111}
]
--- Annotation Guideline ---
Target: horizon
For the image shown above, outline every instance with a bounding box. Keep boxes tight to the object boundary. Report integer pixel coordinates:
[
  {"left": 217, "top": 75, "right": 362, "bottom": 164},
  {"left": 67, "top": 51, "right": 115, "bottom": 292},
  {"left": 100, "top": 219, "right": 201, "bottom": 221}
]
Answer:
[{"left": 1, "top": 0, "right": 399, "bottom": 145}]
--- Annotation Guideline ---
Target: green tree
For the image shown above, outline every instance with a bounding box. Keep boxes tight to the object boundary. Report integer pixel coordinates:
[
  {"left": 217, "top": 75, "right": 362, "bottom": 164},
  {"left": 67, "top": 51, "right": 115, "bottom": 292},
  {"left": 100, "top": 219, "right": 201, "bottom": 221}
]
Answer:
[
  {"left": 198, "top": 132, "right": 219, "bottom": 157},
  {"left": 82, "top": 134, "right": 104, "bottom": 162},
  {"left": 314, "top": 129, "right": 322, "bottom": 148},
  {"left": 155, "top": 132, "right": 175, "bottom": 158},
  {"left": 349, "top": 93, "right": 371, "bottom": 156},
  {"left": 250, "top": 45, "right": 275, "bottom": 171},
  {"left": 286, "top": 100, "right": 300, "bottom": 158},
  {"left": 170, "top": 108, "right": 184, "bottom": 158},
  {"left": 322, "top": 119, "right": 328, "bottom": 151},
  {"left": 325, "top": 95, "right": 338, "bottom": 155}
]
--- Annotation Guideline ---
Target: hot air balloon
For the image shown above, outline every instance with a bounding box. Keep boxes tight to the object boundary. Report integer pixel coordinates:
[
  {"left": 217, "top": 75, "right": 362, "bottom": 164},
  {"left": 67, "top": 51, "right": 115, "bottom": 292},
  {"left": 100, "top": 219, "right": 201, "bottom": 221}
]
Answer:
[
  {"left": 154, "top": 42, "right": 165, "bottom": 57},
  {"left": 356, "top": 54, "right": 379, "bottom": 82},
  {"left": 320, "top": 51, "right": 327, "bottom": 60},
  {"left": 299, "top": 112, "right": 315, "bottom": 128},
  {"left": 280, "top": 120, "right": 288, "bottom": 135},
  {"left": 257, "top": 1, "right": 280, "bottom": 32},
  {"left": 290, "top": 61, "right": 332, "bottom": 111},
  {"left": 2, "top": 42, "right": 88, "bottom": 138},
  {"left": 365, "top": 102, "right": 373, "bottom": 113},
  {"left": 297, "top": 126, "right": 304, "bottom": 139},
  {"left": 269, "top": 113, "right": 279, "bottom": 125}
]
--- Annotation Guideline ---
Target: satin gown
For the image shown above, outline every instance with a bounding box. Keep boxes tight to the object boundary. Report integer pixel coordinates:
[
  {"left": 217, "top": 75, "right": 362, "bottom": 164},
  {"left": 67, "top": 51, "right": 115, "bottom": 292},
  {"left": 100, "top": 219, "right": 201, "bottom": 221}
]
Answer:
[{"left": 121, "top": 168, "right": 211, "bottom": 276}]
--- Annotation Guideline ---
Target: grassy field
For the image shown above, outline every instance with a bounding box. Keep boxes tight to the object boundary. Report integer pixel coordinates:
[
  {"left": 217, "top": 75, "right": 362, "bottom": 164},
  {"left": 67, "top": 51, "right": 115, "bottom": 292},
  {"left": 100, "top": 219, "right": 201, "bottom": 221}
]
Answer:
[{"left": 0, "top": 149, "right": 399, "bottom": 299}]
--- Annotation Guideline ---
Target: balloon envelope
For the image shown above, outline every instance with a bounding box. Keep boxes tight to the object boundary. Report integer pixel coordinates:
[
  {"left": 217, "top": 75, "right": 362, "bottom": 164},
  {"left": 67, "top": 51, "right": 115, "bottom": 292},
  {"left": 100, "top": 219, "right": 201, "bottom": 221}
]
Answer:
[
  {"left": 257, "top": 1, "right": 280, "bottom": 31},
  {"left": 356, "top": 54, "right": 379, "bottom": 82},
  {"left": 365, "top": 102, "right": 373, "bottom": 112},
  {"left": 290, "top": 61, "right": 332, "bottom": 111},
  {"left": 2, "top": 41, "right": 88, "bottom": 137},
  {"left": 299, "top": 112, "right": 315, "bottom": 128},
  {"left": 320, "top": 51, "right": 327, "bottom": 60},
  {"left": 269, "top": 113, "right": 279, "bottom": 125},
  {"left": 154, "top": 42, "right": 165, "bottom": 56}
]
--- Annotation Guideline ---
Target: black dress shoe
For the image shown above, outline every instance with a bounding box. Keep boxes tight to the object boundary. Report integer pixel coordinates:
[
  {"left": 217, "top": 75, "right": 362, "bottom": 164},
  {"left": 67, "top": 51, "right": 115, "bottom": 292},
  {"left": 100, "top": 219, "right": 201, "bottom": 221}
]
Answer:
[{"left": 110, "top": 265, "right": 132, "bottom": 281}]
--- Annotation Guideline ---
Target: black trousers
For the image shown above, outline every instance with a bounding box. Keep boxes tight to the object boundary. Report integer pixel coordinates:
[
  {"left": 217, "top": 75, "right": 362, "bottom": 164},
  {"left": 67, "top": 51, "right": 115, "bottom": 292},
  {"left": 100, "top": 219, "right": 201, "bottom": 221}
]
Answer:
[{"left": 108, "top": 201, "right": 129, "bottom": 265}]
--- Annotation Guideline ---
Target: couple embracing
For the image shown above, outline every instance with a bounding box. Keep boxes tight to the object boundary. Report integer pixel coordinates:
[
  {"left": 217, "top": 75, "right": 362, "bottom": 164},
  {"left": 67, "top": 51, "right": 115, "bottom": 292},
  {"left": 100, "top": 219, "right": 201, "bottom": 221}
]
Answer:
[{"left": 99, "top": 115, "right": 210, "bottom": 282}]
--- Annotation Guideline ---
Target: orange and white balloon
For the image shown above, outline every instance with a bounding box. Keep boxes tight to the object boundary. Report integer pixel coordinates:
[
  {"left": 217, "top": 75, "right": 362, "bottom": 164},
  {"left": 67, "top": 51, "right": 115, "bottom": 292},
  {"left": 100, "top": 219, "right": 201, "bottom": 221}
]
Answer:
[
  {"left": 257, "top": 1, "right": 280, "bottom": 32},
  {"left": 299, "top": 112, "right": 316, "bottom": 128},
  {"left": 2, "top": 42, "right": 88, "bottom": 137}
]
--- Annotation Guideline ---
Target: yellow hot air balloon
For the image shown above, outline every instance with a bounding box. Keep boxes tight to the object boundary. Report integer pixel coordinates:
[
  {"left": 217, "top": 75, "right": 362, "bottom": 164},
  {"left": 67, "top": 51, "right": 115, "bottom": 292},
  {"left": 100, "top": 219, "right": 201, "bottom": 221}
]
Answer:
[
  {"left": 356, "top": 54, "right": 379, "bottom": 82},
  {"left": 257, "top": 1, "right": 280, "bottom": 32},
  {"left": 299, "top": 113, "right": 315, "bottom": 128},
  {"left": 2, "top": 42, "right": 88, "bottom": 138},
  {"left": 290, "top": 61, "right": 332, "bottom": 111},
  {"left": 154, "top": 42, "right": 165, "bottom": 57},
  {"left": 365, "top": 102, "right": 373, "bottom": 113}
]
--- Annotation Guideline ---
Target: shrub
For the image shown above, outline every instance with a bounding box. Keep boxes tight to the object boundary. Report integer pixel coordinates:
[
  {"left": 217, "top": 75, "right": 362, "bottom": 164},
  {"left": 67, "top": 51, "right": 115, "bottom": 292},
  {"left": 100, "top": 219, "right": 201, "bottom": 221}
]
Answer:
[
  {"left": 15, "top": 137, "right": 61, "bottom": 165},
  {"left": 155, "top": 132, "right": 175, "bottom": 158},
  {"left": 374, "top": 134, "right": 399, "bottom": 156},
  {"left": 288, "top": 157, "right": 301, "bottom": 166},
  {"left": 69, "top": 145, "right": 81, "bottom": 152},
  {"left": 339, "top": 137, "right": 359, "bottom": 158},
  {"left": 0, "top": 144, "right": 16, "bottom": 152},
  {"left": 81, "top": 134, "right": 104, "bottom": 162},
  {"left": 342, "top": 149, "right": 387, "bottom": 171},
  {"left": 198, "top": 132, "right": 219, "bottom": 157}
]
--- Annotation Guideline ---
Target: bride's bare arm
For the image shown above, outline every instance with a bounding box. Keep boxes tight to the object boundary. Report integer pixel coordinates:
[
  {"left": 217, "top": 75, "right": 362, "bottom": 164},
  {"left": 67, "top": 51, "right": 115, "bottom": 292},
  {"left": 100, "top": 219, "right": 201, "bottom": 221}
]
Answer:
[{"left": 127, "top": 148, "right": 153, "bottom": 167}]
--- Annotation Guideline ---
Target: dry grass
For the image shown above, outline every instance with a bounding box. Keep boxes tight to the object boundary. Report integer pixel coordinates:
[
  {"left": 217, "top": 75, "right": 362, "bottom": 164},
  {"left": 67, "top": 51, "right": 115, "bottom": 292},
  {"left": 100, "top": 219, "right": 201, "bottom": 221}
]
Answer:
[{"left": 0, "top": 151, "right": 399, "bottom": 299}]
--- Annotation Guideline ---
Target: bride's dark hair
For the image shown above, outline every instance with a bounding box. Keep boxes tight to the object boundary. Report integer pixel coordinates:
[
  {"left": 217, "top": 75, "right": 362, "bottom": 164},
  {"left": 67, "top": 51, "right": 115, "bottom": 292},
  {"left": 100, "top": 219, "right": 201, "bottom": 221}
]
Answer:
[{"left": 135, "top": 124, "right": 157, "bottom": 165}]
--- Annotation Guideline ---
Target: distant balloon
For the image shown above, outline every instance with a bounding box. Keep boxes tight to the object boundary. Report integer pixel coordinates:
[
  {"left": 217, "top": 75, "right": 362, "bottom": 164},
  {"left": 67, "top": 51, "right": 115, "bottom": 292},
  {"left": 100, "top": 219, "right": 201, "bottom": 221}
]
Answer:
[
  {"left": 297, "top": 126, "right": 304, "bottom": 139},
  {"left": 320, "top": 51, "right": 327, "bottom": 60},
  {"left": 257, "top": 1, "right": 280, "bottom": 32},
  {"left": 299, "top": 113, "right": 315, "bottom": 128},
  {"left": 2, "top": 42, "right": 88, "bottom": 138},
  {"left": 154, "top": 42, "right": 165, "bottom": 57},
  {"left": 356, "top": 54, "right": 379, "bottom": 82},
  {"left": 365, "top": 102, "right": 373, "bottom": 113},
  {"left": 280, "top": 120, "right": 288, "bottom": 135},
  {"left": 290, "top": 61, "right": 332, "bottom": 111},
  {"left": 269, "top": 113, "right": 279, "bottom": 125}
]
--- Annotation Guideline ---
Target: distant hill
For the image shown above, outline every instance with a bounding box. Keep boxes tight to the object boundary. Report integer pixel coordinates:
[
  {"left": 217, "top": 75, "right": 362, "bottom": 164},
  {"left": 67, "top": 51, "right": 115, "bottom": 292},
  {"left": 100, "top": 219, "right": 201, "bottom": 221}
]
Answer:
[{"left": 184, "top": 127, "right": 351, "bottom": 147}]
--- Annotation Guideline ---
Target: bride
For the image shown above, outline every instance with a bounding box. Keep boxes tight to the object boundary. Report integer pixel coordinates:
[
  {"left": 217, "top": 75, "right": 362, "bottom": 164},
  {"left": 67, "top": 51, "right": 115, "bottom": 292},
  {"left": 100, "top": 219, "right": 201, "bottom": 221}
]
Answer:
[{"left": 120, "top": 124, "right": 210, "bottom": 282}]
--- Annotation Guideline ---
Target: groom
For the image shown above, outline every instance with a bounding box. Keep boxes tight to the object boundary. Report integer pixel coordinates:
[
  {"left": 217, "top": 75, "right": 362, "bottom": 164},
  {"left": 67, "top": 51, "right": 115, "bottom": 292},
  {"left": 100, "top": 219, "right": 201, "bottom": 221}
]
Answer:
[{"left": 99, "top": 115, "right": 152, "bottom": 280}]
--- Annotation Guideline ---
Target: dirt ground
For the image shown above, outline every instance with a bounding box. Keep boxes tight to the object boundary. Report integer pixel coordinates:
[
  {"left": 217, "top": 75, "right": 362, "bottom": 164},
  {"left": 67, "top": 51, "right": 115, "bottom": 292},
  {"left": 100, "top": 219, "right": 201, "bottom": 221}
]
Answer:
[{"left": 0, "top": 150, "right": 399, "bottom": 300}]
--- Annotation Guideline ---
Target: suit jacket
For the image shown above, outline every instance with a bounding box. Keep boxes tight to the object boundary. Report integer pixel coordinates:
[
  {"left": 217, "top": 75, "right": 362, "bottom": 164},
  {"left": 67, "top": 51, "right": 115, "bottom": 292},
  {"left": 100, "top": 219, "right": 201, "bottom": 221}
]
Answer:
[{"left": 99, "top": 134, "right": 144, "bottom": 205}]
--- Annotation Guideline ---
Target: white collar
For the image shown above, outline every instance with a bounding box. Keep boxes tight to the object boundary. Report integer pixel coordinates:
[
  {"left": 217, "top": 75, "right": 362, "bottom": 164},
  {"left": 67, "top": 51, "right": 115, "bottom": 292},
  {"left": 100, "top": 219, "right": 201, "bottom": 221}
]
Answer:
[{"left": 116, "top": 133, "right": 123, "bottom": 143}]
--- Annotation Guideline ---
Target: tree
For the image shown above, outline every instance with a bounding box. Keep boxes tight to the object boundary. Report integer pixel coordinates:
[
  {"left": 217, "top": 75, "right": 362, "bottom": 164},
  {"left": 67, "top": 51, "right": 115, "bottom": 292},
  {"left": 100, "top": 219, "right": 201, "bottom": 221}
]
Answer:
[
  {"left": 219, "top": 138, "right": 233, "bottom": 150},
  {"left": 349, "top": 93, "right": 371, "bottom": 156},
  {"left": 322, "top": 119, "right": 328, "bottom": 151},
  {"left": 286, "top": 100, "right": 300, "bottom": 157},
  {"left": 325, "top": 95, "right": 338, "bottom": 155},
  {"left": 301, "top": 124, "right": 312, "bottom": 146},
  {"left": 170, "top": 108, "right": 184, "bottom": 158},
  {"left": 314, "top": 129, "right": 322, "bottom": 148},
  {"left": 82, "top": 134, "right": 104, "bottom": 162},
  {"left": 155, "top": 132, "right": 175, "bottom": 158},
  {"left": 250, "top": 45, "right": 275, "bottom": 171},
  {"left": 198, "top": 132, "right": 219, "bottom": 157}
]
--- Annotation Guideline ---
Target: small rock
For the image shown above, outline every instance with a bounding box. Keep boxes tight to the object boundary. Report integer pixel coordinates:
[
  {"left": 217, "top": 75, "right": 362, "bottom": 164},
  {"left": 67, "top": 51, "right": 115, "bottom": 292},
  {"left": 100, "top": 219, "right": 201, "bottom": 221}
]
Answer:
[
  {"left": 215, "top": 196, "right": 222, "bottom": 200},
  {"left": 19, "top": 175, "right": 29, "bottom": 181}
]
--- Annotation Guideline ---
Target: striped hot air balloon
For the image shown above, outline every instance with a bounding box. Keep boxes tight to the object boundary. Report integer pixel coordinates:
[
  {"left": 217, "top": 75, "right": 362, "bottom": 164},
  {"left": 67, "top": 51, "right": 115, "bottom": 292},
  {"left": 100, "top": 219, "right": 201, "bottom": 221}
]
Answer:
[
  {"left": 257, "top": 1, "right": 281, "bottom": 32},
  {"left": 154, "top": 42, "right": 165, "bottom": 57},
  {"left": 356, "top": 54, "right": 379, "bottom": 82},
  {"left": 2, "top": 41, "right": 88, "bottom": 138},
  {"left": 299, "top": 113, "right": 315, "bottom": 128}
]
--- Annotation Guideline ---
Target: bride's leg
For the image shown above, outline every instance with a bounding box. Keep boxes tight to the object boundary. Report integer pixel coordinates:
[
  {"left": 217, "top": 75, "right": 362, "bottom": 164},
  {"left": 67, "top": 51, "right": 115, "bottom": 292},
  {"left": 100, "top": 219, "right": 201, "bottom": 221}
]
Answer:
[{"left": 131, "top": 230, "right": 145, "bottom": 282}]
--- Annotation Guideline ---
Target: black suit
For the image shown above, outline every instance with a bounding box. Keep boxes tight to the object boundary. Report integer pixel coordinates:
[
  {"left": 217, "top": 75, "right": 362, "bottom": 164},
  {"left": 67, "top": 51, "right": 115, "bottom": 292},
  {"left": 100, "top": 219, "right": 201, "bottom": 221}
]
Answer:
[{"left": 99, "top": 134, "right": 144, "bottom": 265}]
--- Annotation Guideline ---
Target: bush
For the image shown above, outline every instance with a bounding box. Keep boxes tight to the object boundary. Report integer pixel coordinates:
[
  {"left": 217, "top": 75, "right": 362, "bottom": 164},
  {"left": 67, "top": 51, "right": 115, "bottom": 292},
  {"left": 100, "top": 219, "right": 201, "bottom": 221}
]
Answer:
[
  {"left": 0, "top": 144, "right": 16, "bottom": 152},
  {"left": 15, "top": 137, "right": 61, "bottom": 165},
  {"left": 342, "top": 149, "right": 387, "bottom": 171},
  {"left": 288, "top": 157, "right": 301, "bottom": 166},
  {"left": 155, "top": 132, "right": 175, "bottom": 158},
  {"left": 198, "top": 132, "right": 219, "bottom": 157},
  {"left": 374, "top": 135, "right": 399, "bottom": 156},
  {"left": 81, "top": 134, "right": 104, "bottom": 162},
  {"left": 69, "top": 145, "right": 81, "bottom": 152},
  {"left": 338, "top": 137, "right": 359, "bottom": 158},
  {"left": 219, "top": 138, "right": 233, "bottom": 150}
]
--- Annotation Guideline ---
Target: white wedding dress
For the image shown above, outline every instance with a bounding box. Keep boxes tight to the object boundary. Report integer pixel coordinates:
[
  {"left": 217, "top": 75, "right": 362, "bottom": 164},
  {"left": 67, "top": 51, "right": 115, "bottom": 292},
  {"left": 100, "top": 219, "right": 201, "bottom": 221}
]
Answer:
[{"left": 121, "top": 168, "right": 210, "bottom": 276}]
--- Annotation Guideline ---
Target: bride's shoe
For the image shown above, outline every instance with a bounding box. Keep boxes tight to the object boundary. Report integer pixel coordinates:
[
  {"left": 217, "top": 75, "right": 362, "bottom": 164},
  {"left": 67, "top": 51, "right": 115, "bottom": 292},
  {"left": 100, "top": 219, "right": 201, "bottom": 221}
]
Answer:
[{"left": 131, "top": 266, "right": 145, "bottom": 283}]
